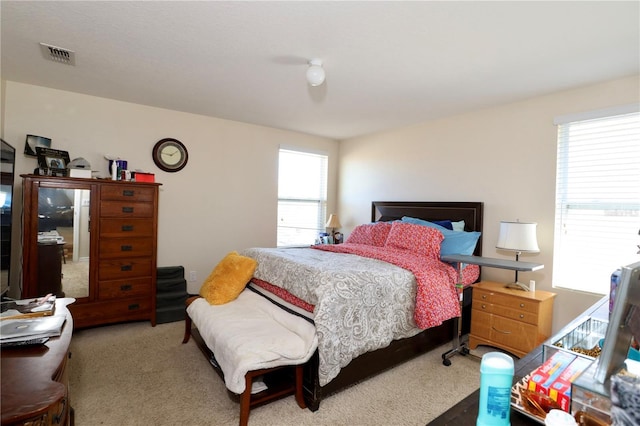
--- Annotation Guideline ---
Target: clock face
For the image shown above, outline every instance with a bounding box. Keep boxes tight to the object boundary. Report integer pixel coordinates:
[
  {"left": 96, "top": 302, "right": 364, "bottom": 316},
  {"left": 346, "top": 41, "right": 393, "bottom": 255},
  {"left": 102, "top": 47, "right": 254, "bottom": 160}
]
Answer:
[{"left": 152, "top": 138, "right": 188, "bottom": 172}]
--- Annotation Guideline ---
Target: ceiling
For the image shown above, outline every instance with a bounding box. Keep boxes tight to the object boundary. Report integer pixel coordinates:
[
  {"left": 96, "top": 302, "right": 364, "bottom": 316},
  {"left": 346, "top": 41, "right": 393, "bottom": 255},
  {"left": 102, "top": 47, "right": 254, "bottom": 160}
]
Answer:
[{"left": 1, "top": 1, "right": 639, "bottom": 140}]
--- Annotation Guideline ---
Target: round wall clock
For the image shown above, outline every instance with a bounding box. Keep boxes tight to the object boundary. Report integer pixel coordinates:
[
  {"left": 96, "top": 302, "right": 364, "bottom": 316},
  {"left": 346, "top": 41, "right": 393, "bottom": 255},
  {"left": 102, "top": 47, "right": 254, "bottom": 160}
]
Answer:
[{"left": 152, "top": 138, "right": 188, "bottom": 172}]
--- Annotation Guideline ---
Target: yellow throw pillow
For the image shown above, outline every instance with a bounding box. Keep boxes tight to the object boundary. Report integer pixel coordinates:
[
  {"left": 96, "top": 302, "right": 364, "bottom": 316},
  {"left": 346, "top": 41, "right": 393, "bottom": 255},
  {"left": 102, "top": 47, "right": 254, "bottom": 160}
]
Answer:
[{"left": 199, "top": 251, "right": 257, "bottom": 305}]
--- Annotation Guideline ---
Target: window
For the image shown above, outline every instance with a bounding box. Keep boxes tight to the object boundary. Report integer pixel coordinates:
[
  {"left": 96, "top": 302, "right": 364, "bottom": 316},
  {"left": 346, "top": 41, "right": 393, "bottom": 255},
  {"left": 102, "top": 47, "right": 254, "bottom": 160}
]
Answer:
[
  {"left": 277, "top": 148, "right": 328, "bottom": 247},
  {"left": 553, "top": 107, "right": 640, "bottom": 294}
]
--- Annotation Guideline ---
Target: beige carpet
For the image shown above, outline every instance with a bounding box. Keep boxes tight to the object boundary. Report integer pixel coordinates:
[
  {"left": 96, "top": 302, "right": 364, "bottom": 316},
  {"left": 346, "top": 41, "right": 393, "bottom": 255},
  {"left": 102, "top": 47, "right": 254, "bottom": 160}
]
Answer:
[
  {"left": 61, "top": 259, "right": 89, "bottom": 298},
  {"left": 69, "top": 320, "right": 482, "bottom": 426}
]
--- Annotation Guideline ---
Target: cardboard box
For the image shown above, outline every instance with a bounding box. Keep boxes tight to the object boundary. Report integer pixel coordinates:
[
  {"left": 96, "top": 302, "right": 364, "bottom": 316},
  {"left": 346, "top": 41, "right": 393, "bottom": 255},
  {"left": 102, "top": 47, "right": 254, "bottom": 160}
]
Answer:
[
  {"left": 528, "top": 351, "right": 576, "bottom": 395},
  {"left": 548, "top": 356, "right": 592, "bottom": 411},
  {"left": 133, "top": 172, "right": 155, "bottom": 182}
]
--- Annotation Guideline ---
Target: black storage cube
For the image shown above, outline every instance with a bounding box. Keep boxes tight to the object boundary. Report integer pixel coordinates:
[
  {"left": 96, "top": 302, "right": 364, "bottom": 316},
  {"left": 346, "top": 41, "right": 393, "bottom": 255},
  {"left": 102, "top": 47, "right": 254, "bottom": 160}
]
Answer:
[
  {"left": 157, "top": 290, "right": 188, "bottom": 309},
  {"left": 157, "top": 276, "right": 187, "bottom": 293},
  {"left": 156, "top": 265, "right": 188, "bottom": 324},
  {"left": 156, "top": 306, "right": 186, "bottom": 323},
  {"left": 157, "top": 266, "right": 185, "bottom": 281}
]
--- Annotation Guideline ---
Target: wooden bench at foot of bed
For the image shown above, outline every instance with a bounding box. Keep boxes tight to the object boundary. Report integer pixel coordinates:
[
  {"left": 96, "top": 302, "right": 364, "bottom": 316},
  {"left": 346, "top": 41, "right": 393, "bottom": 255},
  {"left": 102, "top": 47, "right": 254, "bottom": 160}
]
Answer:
[{"left": 182, "top": 296, "right": 307, "bottom": 426}]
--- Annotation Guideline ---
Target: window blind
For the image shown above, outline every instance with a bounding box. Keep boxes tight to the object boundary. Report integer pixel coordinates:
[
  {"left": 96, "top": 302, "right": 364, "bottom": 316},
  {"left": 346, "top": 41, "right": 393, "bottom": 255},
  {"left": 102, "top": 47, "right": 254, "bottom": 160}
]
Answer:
[
  {"left": 277, "top": 148, "right": 328, "bottom": 247},
  {"left": 553, "top": 111, "right": 640, "bottom": 294}
]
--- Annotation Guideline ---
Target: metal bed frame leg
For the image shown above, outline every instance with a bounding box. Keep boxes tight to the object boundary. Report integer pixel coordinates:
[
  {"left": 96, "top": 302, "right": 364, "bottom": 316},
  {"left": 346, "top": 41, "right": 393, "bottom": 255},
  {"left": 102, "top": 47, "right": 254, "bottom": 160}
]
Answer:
[{"left": 441, "top": 263, "right": 480, "bottom": 366}]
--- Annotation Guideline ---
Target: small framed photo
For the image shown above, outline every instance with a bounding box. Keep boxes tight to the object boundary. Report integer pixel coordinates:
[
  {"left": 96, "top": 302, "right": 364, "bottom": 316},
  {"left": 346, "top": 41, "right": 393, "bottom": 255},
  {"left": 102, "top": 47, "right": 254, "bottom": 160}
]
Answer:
[
  {"left": 35, "top": 147, "right": 70, "bottom": 176},
  {"left": 24, "top": 134, "right": 52, "bottom": 157}
]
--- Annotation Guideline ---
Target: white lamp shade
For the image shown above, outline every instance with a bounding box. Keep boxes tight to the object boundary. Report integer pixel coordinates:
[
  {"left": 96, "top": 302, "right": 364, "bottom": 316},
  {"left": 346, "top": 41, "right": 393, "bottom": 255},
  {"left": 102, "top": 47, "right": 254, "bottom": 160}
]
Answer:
[
  {"left": 306, "top": 60, "right": 325, "bottom": 87},
  {"left": 325, "top": 214, "right": 341, "bottom": 229},
  {"left": 496, "top": 221, "right": 539, "bottom": 253}
]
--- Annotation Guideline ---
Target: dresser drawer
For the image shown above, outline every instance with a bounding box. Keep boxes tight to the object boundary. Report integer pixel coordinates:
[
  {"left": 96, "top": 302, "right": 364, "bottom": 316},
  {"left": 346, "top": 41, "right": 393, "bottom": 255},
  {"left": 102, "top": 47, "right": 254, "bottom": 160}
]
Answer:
[
  {"left": 98, "top": 277, "right": 152, "bottom": 299},
  {"left": 98, "top": 258, "right": 153, "bottom": 280},
  {"left": 471, "top": 309, "right": 538, "bottom": 353},
  {"left": 100, "top": 218, "right": 154, "bottom": 238},
  {"left": 101, "top": 184, "right": 156, "bottom": 202},
  {"left": 99, "top": 237, "right": 154, "bottom": 258},
  {"left": 101, "top": 201, "right": 154, "bottom": 218},
  {"left": 473, "top": 289, "right": 540, "bottom": 314},
  {"left": 472, "top": 300, "right": 539, "bottom": 325},
  {"left": 69, "top": 297, "right": 152, "bottom": 327}
]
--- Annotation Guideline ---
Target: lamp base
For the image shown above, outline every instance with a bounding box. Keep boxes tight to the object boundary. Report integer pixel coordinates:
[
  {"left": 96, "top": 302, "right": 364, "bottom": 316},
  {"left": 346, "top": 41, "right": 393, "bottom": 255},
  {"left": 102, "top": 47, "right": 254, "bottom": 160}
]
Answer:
[{"left": 505, "top": 281, "right": 532, "bottom": 291}]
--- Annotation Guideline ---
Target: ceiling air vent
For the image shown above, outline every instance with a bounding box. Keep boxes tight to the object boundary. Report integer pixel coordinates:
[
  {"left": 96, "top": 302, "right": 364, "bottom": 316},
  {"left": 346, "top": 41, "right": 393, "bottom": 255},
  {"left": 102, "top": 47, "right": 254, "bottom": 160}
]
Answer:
[{"left": 40, "top": 43, "right": 76, "bottom": 66}]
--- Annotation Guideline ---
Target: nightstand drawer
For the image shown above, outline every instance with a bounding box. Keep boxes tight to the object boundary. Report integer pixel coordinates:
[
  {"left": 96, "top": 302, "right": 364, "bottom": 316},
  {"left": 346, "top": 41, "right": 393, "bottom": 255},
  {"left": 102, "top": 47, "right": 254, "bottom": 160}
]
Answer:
[
  {"left": 473, "top": 289, "right": 539, "bottom": 314},
  {"left": 471, "top": 309, "right": 538, "bottom": 353},
  {"left": 472, "top": 300, "right": 539, "bottom": 325}
]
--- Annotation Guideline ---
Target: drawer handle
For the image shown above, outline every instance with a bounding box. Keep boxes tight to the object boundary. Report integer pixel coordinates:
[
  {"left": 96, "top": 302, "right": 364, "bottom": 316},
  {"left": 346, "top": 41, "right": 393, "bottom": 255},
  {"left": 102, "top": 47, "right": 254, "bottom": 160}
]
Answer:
[
  {"left": 481, "top": 304, "right": 487, "bottom": 309},
  {"left": 123, "top": 190, "right": 135, "bottom": 197},
  {"left": 122, "top": 225, "right": 134, "bottom": 232},
  {"left": 128, "top": 303, "right": 140, "bottom": 310},
  {"left": 53, "top": 397, "right": 66, "bottom": 424},
  {"left": 492, "top": 326, "right": 512, "bottom": 335},
  {"left": 121, "top": 245, "right": 133, "bottom": 251},
  {"left": 122, "top": 206, "right": 134, "bottom": 213},
  {"left": 482, "top": 295, "right": 487, "bottom": 300},
  {"left": 120, "top": 284, "right": 132, "bottom": 291},
  {"left": 520, "top": 303, "right": 525, "bottom": 308},
  {"left": 519, "top": 314, "right": 525, "bottom": 319},
  {"left": 120, "top": 264, "right": 133, "bottom": 272}
]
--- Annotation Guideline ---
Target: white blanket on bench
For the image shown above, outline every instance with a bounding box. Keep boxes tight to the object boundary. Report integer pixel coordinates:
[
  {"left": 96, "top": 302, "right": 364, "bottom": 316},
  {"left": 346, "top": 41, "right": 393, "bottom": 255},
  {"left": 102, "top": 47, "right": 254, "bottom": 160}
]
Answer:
[{"left": 187, "top": 290, "right": 318, "bottom": 394}]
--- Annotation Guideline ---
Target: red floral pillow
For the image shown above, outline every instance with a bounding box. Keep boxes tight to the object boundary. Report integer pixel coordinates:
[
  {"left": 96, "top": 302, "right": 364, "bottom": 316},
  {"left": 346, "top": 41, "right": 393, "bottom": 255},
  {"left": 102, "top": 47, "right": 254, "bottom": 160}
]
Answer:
[
  {"left": 384, "top": 222, "right": 443, "bottom": 259},
  {"left": 345, "top": 222, "right": 393, "bottom": 247}
]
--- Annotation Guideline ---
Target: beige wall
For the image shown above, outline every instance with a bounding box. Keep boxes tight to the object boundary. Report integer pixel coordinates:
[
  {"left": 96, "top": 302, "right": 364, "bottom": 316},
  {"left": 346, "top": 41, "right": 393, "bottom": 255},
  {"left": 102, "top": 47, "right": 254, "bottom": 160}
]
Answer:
[
  {"left": 339, "top": 74, "right": 640, "bottom": 333},
  {"left": 2, "top": 81, "right": 339, "bottom": 295},
  {"left": 3, "top": 76, "right": 639, "bottom": 333}
]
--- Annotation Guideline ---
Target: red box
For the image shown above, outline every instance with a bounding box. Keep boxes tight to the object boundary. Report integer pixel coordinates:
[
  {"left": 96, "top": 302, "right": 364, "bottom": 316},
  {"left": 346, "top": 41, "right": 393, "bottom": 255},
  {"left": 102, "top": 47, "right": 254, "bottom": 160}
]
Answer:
[
  {"left": 134, "top": 172, "right": 155, "bottom": 183},
  {"left": 548, "top": 357, "right": 592, "bottom": 411},
  {"left": 527, "top": 351, "right": 576, "bottom": 395}
]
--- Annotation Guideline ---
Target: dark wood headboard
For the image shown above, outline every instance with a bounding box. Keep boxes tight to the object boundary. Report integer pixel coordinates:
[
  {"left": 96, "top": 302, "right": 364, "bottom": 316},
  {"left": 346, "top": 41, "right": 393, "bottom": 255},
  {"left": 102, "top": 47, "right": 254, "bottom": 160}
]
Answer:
[{"left": 371, "top": 201, "right": 484, "bottom": 256}]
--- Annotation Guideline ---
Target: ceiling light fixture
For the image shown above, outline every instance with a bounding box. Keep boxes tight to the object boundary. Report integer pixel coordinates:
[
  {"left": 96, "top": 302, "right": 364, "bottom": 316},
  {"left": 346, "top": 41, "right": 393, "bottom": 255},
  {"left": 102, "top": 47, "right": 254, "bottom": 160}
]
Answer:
[{"left": 306, "top": 59, "right": 325, "bottom": 87}]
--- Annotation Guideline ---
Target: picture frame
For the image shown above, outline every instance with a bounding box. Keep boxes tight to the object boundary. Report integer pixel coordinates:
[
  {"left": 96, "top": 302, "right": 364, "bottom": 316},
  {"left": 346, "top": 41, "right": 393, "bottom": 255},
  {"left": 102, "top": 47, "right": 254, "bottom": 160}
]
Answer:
[
  {"left": 35, "top": 147, "right": 70, "bottom": 177},
  {"left": 24, "top": 135, "right": 52, "bottom": 157}
]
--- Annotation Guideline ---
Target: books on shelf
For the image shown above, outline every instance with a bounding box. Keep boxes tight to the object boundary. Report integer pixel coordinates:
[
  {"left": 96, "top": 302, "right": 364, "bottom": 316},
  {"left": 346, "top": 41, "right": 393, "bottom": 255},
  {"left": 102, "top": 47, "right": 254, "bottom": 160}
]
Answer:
[{"left": 0, "top": 294, "right": 56, "bottom": 320}]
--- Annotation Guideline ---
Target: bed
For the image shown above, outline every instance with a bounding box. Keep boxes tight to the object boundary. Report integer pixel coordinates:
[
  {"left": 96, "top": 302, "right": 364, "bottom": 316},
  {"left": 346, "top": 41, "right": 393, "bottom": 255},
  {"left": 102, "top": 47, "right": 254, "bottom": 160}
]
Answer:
[{"left": 185, "top": 201, "right": 483, "bottom": 412}]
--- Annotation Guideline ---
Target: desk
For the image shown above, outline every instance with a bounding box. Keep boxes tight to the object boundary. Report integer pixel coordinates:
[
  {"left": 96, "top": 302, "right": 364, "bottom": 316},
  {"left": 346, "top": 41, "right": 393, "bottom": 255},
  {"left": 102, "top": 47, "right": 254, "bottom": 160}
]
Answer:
[
  {"left": 429, "top": 296, "right": 608, "bottom": 425},
  {"left": 440, "top": 254, "right": 544, "bottom": 273},
  {"left": 1, "top": 299, "right": 74, "bottom": 425},
  {"left": 37, "top": 241, "right": 64, "bottom": 297}
]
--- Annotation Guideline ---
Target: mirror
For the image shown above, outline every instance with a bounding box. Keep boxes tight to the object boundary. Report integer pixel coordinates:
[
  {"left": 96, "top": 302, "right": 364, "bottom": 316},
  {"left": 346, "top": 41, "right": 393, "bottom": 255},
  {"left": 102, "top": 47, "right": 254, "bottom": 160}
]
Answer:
[
  {"left": 38, "top": 187, "right": 91, "bottom": 298},
  {"left": 1, "top": 140, "right": 16, "bottom": 296}
]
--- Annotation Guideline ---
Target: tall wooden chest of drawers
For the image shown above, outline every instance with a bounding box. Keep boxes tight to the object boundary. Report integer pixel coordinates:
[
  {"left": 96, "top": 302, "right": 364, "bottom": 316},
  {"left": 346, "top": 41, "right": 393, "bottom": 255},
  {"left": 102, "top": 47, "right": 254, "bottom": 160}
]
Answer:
[
  {"left": 22, "top": 175, "right": 161, "bottom": 328},
  {"left": 468, "top": 281, "right": 556, "bottom": 358}
]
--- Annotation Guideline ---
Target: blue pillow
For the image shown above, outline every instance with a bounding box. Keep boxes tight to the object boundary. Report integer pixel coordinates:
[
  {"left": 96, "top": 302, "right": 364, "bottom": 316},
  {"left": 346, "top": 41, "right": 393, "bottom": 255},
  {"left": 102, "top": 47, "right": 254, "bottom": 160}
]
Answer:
[{"left": 400, "top": 216, "right": 481, "bottom": 255}]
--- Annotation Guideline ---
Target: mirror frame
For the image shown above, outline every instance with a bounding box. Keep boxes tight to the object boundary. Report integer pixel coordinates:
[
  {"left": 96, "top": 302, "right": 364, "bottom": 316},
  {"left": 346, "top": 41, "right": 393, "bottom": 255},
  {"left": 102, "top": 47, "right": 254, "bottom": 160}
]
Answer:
[{"left": 22, "top": 175, "right": 97, "bottom": 300}]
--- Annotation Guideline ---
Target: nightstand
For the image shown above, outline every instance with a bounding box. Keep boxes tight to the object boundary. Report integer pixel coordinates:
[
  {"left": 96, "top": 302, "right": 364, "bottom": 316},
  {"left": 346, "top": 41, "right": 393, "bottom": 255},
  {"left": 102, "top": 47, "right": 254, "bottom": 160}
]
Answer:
[{"left": 469, "top": 281, "right": 556, "bottom": 358}]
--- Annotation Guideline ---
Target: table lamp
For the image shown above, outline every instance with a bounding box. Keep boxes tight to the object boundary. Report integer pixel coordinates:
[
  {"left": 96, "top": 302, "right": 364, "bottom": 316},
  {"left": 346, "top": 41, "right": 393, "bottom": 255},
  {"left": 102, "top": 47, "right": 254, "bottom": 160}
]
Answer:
[
  {"left": 325, "top": 214, "right": 342, "bottom": 244},
  {"left": 496, "top": 220, "right": 540, "bottom": 291}
]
